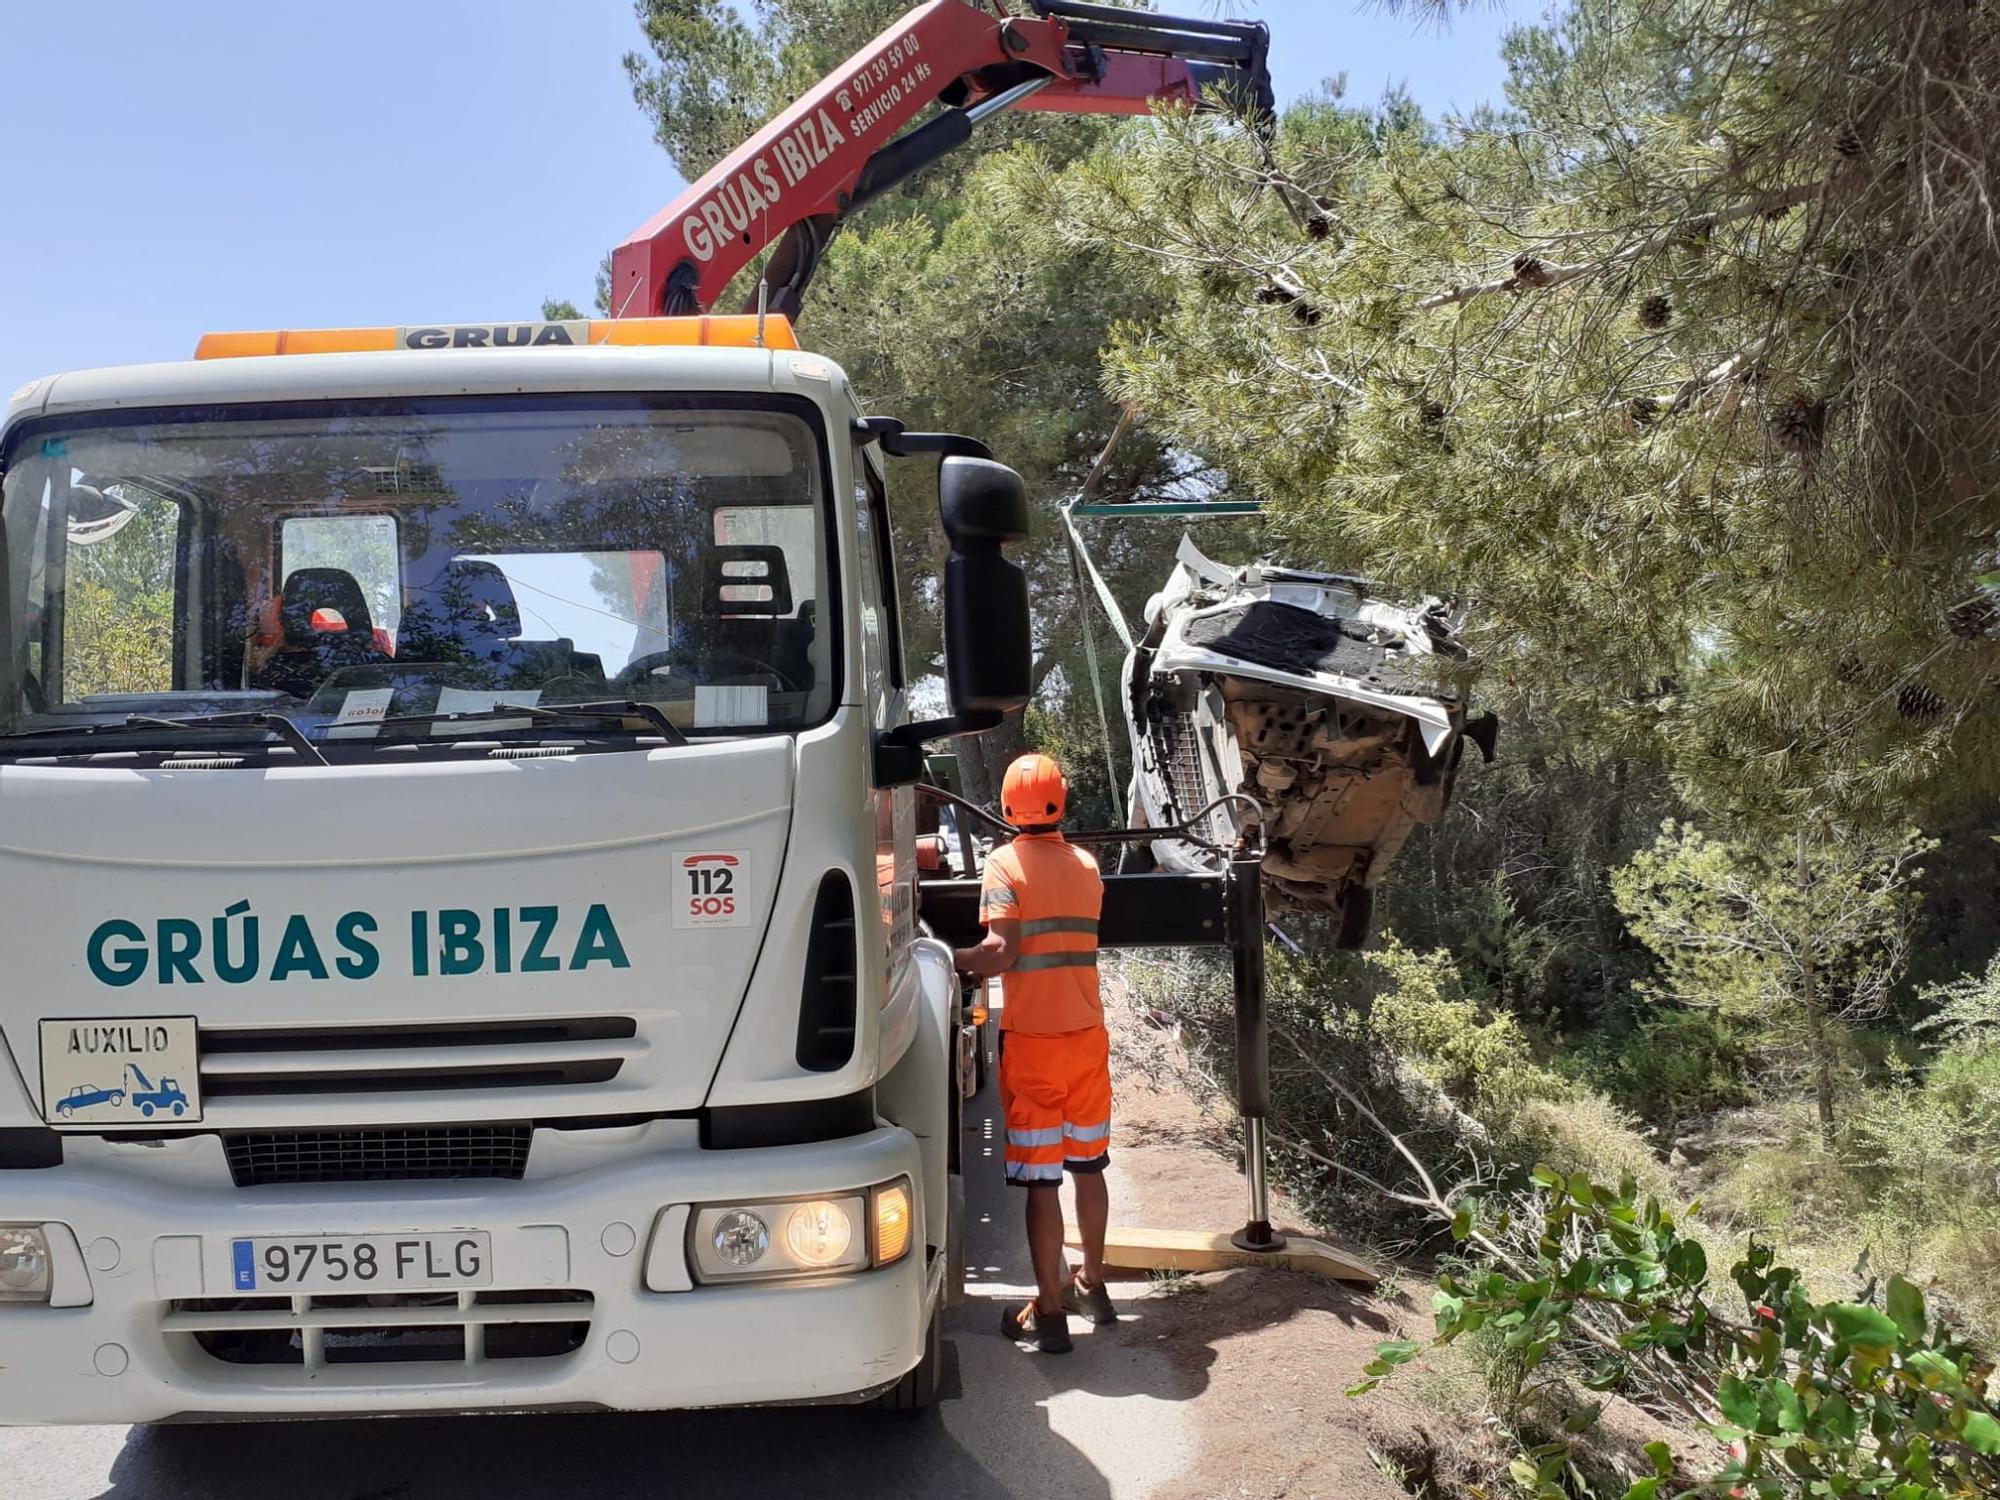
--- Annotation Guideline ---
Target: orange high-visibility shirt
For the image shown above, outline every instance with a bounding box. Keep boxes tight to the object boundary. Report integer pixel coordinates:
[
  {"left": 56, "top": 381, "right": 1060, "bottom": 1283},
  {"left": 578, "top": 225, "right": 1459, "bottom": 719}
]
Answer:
[{"left": 980, "top": 832, "right": 1104, "bottom": 1035}]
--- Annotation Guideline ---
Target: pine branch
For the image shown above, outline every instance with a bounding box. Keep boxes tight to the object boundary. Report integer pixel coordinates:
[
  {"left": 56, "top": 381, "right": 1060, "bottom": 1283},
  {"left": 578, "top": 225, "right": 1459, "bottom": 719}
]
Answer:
[{"left": 1417, "top": 179, "right": 1830, "bottom": 312}]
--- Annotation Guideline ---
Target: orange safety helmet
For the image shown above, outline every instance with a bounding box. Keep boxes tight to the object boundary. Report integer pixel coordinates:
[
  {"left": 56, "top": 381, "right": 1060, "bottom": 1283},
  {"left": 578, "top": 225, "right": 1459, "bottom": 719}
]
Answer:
[{"left": 1002, "top": 753, "right": 1068, "bottom": 829}]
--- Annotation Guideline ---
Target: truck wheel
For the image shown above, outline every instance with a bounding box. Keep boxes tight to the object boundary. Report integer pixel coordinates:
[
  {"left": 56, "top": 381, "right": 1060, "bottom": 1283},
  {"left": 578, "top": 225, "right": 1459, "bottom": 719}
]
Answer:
[
  {"left": 140, "top": 1102, "right": 155, "bottom": 1118},
  {"left": 873, "top": 1307, "right": 942, "bottom": 1413},
  {"left": 945, "top": 1171, "right": 967, "bottom": 1308}
]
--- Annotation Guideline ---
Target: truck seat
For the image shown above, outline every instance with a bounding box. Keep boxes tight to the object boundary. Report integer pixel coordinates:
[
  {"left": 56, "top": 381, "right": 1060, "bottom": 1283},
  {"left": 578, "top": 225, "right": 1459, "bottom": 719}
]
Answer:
[{"left": 251, "top": 568, "right": 389, "bottom": 699}]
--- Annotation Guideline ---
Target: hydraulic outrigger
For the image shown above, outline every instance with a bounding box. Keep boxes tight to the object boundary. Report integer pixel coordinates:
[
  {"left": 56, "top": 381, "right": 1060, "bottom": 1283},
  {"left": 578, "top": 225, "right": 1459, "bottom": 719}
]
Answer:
[{"left": 917, "top": 791, "right": 1378, "bottom": 1283}]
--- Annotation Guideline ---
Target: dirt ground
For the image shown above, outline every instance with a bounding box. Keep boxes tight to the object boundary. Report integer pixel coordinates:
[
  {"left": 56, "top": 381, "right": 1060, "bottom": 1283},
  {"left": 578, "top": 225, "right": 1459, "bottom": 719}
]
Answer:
[
  {"left": 1097, "top": 1001, "right": 1432, "bottom": 1500},
  {"left": 1098, "top": 984, "right": 1700, "bottom": 1500}
]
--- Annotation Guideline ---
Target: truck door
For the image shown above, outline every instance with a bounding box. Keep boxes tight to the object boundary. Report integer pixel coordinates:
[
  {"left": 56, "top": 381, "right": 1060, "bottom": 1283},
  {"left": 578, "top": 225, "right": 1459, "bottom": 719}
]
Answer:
[{"left": 855, "top": 450, "right": 917, "bottom": 973}]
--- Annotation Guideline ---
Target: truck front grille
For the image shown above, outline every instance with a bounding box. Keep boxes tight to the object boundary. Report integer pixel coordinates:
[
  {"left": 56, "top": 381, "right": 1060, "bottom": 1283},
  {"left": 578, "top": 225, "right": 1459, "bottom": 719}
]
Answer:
[
  {"left": 198, "top": 1017, "right": 638, "bottom": 1099},
  {"left": 167, "top": 1289, "right": 592, "bottom": 1368},
  {"left": 223, "top": 1125, "right": 533, "bottom": 1188}
]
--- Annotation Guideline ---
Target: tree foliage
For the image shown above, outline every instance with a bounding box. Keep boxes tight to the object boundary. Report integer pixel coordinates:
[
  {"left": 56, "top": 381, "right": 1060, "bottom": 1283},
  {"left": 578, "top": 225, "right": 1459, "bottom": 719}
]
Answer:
[
  {"left": 996, "top": 0, "right": 2000, "bottom": 823},
  {"left": 1612, "top": 821, "right": 1930, "bottom": 1141},
  {"left": 59, "top": 488, "right": 179, "bottom": 698}
]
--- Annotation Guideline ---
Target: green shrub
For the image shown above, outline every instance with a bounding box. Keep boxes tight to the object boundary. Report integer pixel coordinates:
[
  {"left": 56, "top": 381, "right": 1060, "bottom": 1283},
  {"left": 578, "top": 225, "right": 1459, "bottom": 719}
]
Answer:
[
  {"left": 1578, "top": 1008, "right": 1755, "bottom": 1138},
  {"left": 1362, "top": 941, "right": 1571, "bottom": 1129},
  {"left": 1509, "top": 1092, "right": 1668, "bottom": 1196},
  {"left": 1356, "top": 1169, "right": 2000, "bottom": 1500}
]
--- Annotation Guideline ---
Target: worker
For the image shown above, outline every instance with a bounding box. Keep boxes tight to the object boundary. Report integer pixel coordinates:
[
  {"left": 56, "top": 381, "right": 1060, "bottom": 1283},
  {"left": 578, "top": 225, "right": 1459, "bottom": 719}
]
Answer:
[{"left": 953, "top": 752, "right": 1118, "bottom": 1354}]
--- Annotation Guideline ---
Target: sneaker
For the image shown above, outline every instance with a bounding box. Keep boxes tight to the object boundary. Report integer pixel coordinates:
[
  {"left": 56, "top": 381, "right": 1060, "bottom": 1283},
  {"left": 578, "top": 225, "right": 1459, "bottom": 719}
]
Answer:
[
  {"left": 1062, "top": 1272, "right": 1119, "bottom": 1326},
  {"left": 1002, "top": 1300, "right": 1073, "bottom": 1354}
]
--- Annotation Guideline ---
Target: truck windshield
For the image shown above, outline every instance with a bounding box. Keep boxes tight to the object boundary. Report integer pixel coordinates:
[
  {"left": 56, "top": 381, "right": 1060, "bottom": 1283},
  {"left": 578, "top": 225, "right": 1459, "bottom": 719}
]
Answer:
[{"left": 0, "top": 398, "right": 836, "bottom": 754}]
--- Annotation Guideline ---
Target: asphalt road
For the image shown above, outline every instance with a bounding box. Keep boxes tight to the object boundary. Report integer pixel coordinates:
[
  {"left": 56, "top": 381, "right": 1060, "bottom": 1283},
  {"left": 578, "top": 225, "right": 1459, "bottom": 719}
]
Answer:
[{"left": 0, "top": 1066, "right": 1203, "bottom": 1500}]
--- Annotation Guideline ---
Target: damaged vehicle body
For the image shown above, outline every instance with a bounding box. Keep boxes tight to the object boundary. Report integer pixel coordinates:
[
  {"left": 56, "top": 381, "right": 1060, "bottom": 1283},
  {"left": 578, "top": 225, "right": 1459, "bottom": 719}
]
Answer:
[{"left": 1124, "top": 539, "right": 1494, "bottom": 946}]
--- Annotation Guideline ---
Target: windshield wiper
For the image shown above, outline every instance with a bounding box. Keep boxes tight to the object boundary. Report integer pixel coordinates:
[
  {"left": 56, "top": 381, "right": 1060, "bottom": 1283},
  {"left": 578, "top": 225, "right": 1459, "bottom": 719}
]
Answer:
[
  {"left": 377, "top": 700, "right": 689, "bottom": 747},
  {"left": 0, "top": 711, "right": 329, "bottom": 766}
]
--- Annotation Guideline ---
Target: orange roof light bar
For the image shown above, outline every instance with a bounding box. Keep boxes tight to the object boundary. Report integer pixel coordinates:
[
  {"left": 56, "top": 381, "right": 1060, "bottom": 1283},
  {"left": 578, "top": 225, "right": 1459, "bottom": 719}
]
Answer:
[{"left": 194, "top": 315, "right": 799, "bottom": 360}]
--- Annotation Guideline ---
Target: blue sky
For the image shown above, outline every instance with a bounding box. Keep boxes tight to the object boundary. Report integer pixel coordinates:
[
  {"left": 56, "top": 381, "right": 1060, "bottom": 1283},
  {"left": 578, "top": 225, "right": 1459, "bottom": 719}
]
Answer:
[{"left": 0, "top": 1, "right": 1520, "bottom": 397}]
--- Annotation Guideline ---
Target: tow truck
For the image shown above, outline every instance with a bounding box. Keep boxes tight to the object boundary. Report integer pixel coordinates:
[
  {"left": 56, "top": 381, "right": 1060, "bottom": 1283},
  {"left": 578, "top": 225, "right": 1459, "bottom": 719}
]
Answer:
[
  {"left": 0, "top": 0, "right": 1271, "bottom": 1422},
  {"left": 123, "top": 1065, "right": 191, "bottom": 1120}
]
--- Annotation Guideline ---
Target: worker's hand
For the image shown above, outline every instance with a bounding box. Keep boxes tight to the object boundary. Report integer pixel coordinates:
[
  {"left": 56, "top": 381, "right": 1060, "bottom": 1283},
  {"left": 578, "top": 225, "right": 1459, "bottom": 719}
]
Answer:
[{"left": 953, "top": 921, "right": 1018, "bottom": 979}]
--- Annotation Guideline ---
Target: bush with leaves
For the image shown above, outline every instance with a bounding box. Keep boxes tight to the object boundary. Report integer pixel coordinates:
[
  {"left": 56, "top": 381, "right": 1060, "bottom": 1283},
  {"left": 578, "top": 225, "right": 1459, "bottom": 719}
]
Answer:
[
  {"left": 1571, "top": 1010, "right": 1757, "bottom": 1143},
  {"left": 1133, "top": 941, "right": 1661, "bottom": 1249},
  {"left": 1613, "top": 822, "right": 1930, "bottom": 1146},
  {"left": 1355, "top": 1167, "right": 2000, "bottom": 1499}
]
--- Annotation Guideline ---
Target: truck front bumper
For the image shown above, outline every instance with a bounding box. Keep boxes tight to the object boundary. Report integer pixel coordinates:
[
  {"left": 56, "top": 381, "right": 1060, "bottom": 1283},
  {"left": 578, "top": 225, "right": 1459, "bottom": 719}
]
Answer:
[{"left": 0, "top": 1125, "right": 930, "bottom": 1424}]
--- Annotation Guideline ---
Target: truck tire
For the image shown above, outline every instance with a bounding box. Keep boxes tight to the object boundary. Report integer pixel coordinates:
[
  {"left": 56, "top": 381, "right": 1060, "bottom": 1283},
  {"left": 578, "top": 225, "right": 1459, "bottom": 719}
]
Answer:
[
  {"left": 873, "top": 1307, "right": 942, "bottom": 1413},
  {"left": 944, "top": 1069, "right": 967, "bottom": 1307},
  {"left": 1335, "top": 886, "right": 1374, "bottom": 950},
  {"left": 945, "top": 1171, "right": 967, "bottom": 1308}
]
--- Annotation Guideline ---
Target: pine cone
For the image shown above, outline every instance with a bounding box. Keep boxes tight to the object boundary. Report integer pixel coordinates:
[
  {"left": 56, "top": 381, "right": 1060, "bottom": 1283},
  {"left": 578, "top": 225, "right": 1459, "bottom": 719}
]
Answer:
[
  {"left": 1305, "top": 212, "right": 1333, "bottom": 241},
  {"left": 1897, "top": 682, "right": 1946, "bottom": 722},
  {"left": 1418, "top": 399, "right": 1450, "bottom": 449},
  {"left": 1255, "top": 284, "right": 1296, "bottom": 306},
  {"left": 1770, "top": 394, "right": 1828, "bottom": 456},
  {"left": 1833, "top": 124, "right": 1864, "bottom": 158},
  {"left": 1639, "top": 293, "right": 1672, "bottom": 329},
  {"left": 1291, "top": 300, "right": 1324, "bottom": 328},
  {"left": 1628, "top": 395, "right": 1661, "bottom": 426},
  {"left": 1836, "top": 655, "right": 1869, "bottom": 685},
  {"left": 1511, "top": 254, "right": 1551, "bottom": 288},
  {"left": 1947, "top": 596, "right": 2000, "bottom": 640}
]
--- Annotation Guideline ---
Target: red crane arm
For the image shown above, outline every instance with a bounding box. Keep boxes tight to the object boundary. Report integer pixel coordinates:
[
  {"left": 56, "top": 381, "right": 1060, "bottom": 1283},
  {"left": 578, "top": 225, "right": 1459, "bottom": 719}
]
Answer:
[{"left": 609, "top": 0, "right": 1271, "bottom": 320}]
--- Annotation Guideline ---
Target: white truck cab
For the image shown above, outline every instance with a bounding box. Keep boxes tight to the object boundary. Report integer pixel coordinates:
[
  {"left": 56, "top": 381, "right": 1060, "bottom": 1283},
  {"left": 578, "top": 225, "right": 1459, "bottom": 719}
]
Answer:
[{"left": 0, "top": 316, "right": 1032, "bottom": 1421}]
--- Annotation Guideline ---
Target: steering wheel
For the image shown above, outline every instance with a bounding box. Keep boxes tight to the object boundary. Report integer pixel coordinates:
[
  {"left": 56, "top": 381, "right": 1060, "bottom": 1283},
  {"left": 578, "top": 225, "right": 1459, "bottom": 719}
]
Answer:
[{"left": 612, "top": 647, "right": 798, "bottom": 692}]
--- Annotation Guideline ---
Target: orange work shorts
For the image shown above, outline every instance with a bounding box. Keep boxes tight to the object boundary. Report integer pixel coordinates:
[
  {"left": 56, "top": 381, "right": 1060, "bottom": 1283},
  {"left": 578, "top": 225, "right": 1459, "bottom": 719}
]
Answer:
[{"left": 998, "top": 1024, "right": 1112, "bottom": 1187}]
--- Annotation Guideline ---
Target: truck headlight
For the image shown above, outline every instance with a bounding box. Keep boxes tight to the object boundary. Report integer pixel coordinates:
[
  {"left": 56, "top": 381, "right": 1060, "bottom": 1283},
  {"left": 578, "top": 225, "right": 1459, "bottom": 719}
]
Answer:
[
  {"left": 0, "top": 1225, "right": 51, "bottom": 1303},
  {"left": 710, "top": 1209, "right": 771, "bottom": 1268},
  {"left": 688, "top": 1177, "right": 912, "bottom": 1283},
  {"left": 782, "top": 1200, "right": 853, "bottom": 1268}
]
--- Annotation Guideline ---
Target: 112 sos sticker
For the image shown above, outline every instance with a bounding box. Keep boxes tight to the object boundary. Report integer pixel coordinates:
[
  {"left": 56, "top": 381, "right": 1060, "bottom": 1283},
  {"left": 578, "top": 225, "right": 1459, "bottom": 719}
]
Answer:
[{"left": 674, "top": 851, "right": 752, "bottom": 928}]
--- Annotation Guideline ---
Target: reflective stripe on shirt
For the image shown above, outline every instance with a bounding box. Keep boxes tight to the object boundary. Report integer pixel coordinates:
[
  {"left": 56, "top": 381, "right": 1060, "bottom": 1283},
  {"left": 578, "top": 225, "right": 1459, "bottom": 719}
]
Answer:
[
  {"left": 1019, "top": 916, "right": 1099, "bottom": 938},
  {"left": 1012, "top": 950, "right": 1099, "bottom": 973}
]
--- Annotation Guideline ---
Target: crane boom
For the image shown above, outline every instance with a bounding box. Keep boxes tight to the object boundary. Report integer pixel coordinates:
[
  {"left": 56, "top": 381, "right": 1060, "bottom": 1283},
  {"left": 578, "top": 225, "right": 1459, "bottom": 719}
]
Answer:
[{"left": 609, "top": 0, "right": 1271, "bottom": 320}]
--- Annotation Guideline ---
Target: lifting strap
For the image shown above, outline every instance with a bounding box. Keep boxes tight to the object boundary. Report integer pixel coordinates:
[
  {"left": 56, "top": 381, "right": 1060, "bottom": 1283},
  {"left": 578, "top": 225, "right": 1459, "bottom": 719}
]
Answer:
[{"left": 1062, "top": 502, "right": 1132, "bottom": 827}]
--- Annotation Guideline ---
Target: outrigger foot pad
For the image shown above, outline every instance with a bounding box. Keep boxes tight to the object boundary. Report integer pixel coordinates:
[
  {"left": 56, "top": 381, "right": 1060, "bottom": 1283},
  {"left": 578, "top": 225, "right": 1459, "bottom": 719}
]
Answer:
[{"left": 1229, "top": 1221, "right": 1287, "bottom": 1253}]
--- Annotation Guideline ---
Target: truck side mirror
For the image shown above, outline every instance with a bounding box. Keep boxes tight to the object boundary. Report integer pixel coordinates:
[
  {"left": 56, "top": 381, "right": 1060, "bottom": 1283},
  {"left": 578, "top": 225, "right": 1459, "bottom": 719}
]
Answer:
[
  {"left": 871, "top": 454, "right": 1032, "bottom": 787},
  {"left": 939, "top": 456, "right": 1030, "bottom": 720}
]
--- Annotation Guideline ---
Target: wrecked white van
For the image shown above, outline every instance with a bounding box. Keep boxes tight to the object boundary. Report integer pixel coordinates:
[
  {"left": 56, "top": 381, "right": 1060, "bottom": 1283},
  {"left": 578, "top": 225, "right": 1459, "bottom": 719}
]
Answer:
[{"left": 1123, "top": 540, "right": 1494, "bottom": 945}]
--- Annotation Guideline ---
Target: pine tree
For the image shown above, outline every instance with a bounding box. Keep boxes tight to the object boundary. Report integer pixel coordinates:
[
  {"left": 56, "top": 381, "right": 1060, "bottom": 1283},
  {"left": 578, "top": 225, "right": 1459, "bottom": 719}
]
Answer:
[
  {"left": 1612, "top": 821, "right": 1931, "bottom": 1145},
  {"left": 993, "top": 0, "right": 2000, "bottom": 824}
]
